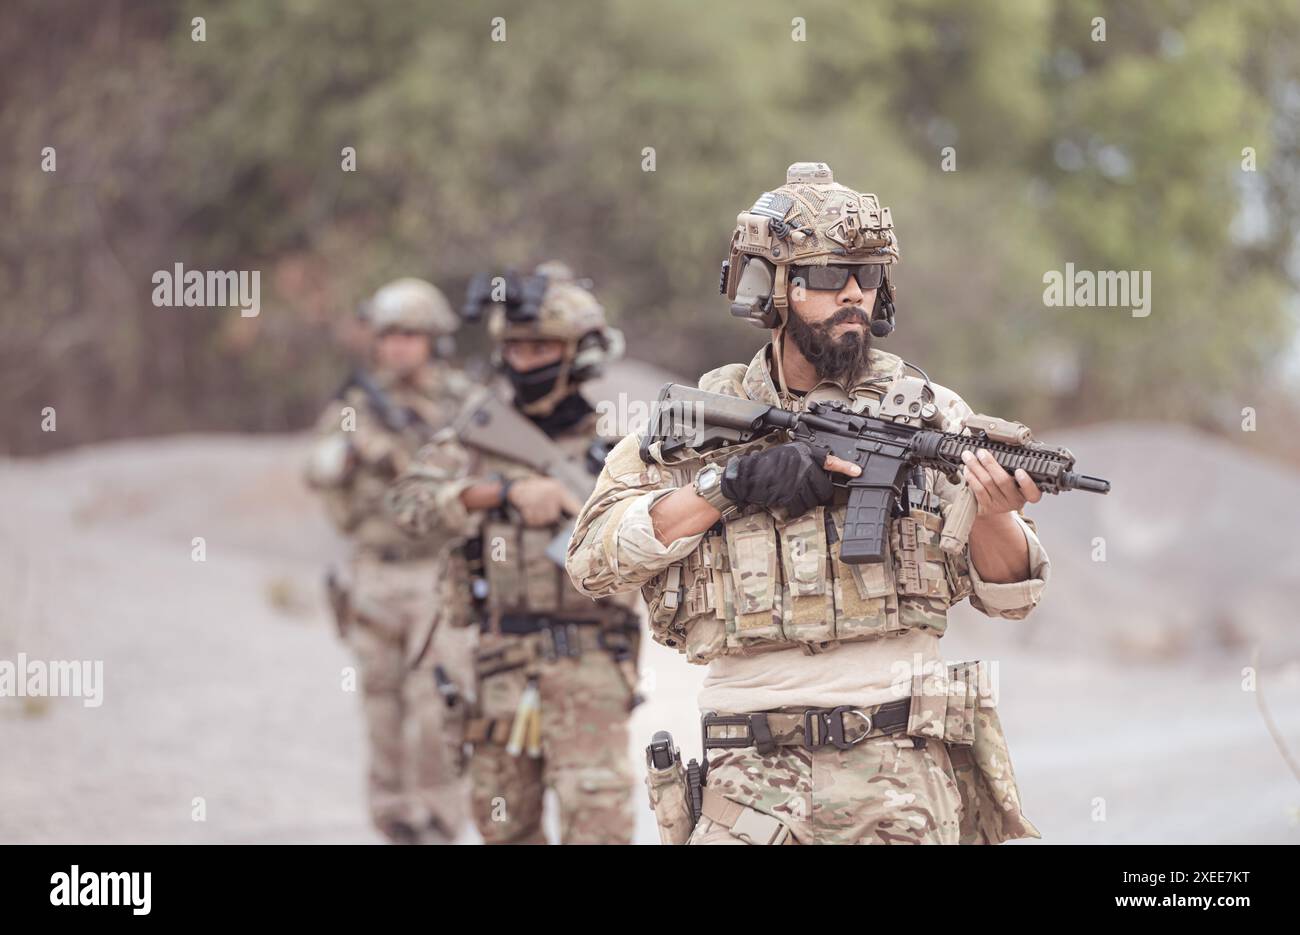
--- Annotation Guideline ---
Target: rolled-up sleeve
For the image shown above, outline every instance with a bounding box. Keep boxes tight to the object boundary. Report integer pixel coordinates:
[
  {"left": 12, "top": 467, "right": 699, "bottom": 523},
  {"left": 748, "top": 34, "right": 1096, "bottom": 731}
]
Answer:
[
  {"left": 966, "top": 513, "right": 1050, "bottom": 619},
  {"left": 566, "top": 434, "right": 693, "bottom": 599},
  {"left": 614, "top": 489, "right": 706, "bottom": 567}
]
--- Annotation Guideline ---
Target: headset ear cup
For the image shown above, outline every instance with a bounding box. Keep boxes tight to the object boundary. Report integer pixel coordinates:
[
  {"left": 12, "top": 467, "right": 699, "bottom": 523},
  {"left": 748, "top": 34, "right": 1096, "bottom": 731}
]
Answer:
[
  {"left": 730, "top": 257, "right": 778, "bottom": 329},
  {"left": 570, "top": 328, "right": 623, "bottom": 381}
]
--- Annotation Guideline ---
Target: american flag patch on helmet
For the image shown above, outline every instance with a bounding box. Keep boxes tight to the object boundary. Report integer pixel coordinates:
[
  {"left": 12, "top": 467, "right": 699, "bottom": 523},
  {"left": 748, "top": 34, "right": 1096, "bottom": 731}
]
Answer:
[{"left": 749, "top": 191, "right": 794, "bottom": 221}]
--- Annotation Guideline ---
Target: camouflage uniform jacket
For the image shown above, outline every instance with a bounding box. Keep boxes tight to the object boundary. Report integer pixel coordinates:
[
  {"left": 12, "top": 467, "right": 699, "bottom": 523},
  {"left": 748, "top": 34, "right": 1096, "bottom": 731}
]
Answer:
[
  {"left": 565, "top": 344, "right": 1050, "bottom": 664},
  {"left": 306, "top": 364, "right": 471, "bottom": 558},
  {"left": 388, "top": 391, "right": 639, "bottom": 628}
]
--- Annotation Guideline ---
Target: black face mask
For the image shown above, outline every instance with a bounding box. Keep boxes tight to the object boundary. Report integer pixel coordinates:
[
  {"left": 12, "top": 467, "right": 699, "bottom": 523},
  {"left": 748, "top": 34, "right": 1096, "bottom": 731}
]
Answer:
[
  {"left": 530, "top": 390, "right": 594, "bottom": 436},
  {"left": 506, "top": 360, "right": 564, "bottom": 405},
  {"left": 784, "top": 304, "right": 875, "bottom": 386}
]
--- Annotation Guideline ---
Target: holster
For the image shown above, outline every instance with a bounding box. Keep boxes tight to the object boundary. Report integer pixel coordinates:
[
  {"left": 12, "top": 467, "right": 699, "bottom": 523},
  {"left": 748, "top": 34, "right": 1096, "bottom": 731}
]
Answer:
[{"left": 644, "top": 731, "right": 699, "bottom": 845}]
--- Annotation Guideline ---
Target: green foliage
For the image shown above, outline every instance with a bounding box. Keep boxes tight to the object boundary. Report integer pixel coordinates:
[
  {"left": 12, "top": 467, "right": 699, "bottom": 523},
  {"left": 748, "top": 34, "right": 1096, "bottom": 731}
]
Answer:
[{"left": 2, "top": 0, "right": 1296, "bottom": 453}]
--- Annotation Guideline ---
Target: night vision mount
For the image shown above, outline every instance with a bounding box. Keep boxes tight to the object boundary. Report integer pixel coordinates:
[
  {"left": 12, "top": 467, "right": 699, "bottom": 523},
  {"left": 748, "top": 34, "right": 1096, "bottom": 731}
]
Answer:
[{"left": 461, "top": 271, "right": 552, "bottom": 323}]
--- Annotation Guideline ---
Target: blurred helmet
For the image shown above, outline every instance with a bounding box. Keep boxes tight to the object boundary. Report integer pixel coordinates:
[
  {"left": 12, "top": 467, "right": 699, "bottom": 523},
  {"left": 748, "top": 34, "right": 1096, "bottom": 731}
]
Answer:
[
  {"left": 721, "top": 162, "right": 900, "bottom": 334},
  {"left": 466, "top": 263, "right": 624, "bottom": 415},
  {"left": 365, "top": 278, "right": 459, "bottom": 336}
]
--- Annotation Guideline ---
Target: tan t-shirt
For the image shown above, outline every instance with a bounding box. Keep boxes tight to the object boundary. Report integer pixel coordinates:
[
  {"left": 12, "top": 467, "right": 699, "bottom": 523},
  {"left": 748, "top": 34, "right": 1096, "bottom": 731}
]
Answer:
[{"left": 697, "top": 631, "right": 941, "bottom": 713}]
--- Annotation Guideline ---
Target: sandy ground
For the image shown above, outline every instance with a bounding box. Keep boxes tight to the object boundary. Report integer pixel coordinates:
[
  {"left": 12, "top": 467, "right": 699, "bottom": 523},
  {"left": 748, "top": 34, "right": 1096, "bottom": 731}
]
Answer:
[{"left": 2, "top": 361, "right": 1298, "bottom": 844}]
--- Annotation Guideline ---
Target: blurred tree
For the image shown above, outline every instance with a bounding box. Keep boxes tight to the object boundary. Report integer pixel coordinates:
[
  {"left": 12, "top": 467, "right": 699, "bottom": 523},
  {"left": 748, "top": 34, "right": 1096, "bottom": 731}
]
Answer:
[{"left": 1, "top": 0, "right": 1296, "bottom": 456}]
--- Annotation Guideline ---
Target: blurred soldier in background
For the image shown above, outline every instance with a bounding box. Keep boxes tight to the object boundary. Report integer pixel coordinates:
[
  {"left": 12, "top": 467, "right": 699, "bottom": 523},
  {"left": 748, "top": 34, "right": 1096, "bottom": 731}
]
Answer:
[
  {"left": 388, "top": 263, "right": 640, "bottom": 844},
  {"left": 567, "top": 164, "right": 1050, "bottom": 845},
  {"left": 304, "top": 278, "right": 474, "bottom": 844}
]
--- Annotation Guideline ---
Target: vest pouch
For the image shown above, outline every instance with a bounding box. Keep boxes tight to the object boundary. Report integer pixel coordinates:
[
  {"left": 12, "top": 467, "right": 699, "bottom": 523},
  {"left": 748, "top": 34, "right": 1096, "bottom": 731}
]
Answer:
[
  {"left": 724, "top": 511, "right": 783, "bottom": 646},
  {"left": 520, "top": 527, "right": 561, "bottom": 612},
  {"left": 892, "top": 509, "right": 953, "bottom": 603},
  {"left": 441, "top": 550, "right": 474, "bottom": 628},
  {"left": 943, "top": 661, "right": 979, "bottom": 745},
  {"left": 905, "top": 659, "right": 953, "bottom": 742},
  {"left": 777, "top": 508, "right": 834, "bottom": 644},
  {"left": 482, "top": 520, "right": 522, "bottom": 611},
  {"left": 893, "top": 508, "right": 953, "bottom": 638},
  {"left": 680, "top": 534, "right": 729, "bottom": 662},
  {"left": 683, "top": 616, "right": 727, "bottom": 663},
  {"left": 948, "top": 674, "right": 1041, "bottom": 845},
  {"left": 827, "top": 506, "right": 895, "bottom": 640},
  {"left": 679, "top": 542, "right": 717, "bottom": 620}
]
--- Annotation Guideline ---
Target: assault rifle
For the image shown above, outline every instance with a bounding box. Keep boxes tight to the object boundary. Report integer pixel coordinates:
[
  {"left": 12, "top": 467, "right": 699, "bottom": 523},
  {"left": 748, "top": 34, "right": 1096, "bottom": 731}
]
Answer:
[{"left": 641, "top": 381, "right": 1109, "bottom": 564}]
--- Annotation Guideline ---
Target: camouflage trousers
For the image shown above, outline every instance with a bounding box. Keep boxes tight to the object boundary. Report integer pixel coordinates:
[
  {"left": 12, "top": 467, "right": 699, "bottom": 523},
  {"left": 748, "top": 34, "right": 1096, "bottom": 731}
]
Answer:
[
  {"left": 689, "top": 734, "right": 962, "bottom": 845},
  {"left": 347, "top": 554, "right": 475, "bottom": 842},
  {"left": 468, "top": 632, "right": 636, "bottom": 844}
]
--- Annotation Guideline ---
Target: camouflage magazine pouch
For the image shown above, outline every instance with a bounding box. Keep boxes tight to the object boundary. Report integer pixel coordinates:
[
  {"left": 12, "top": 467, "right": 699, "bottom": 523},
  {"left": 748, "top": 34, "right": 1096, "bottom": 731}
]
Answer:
[
  {"left": 891, "top": 508, "right": 952, "bottom": 603},
  {"left": 826, "top": 505, "right": 895, "bottom": 640},
  {"left": 519, "top": 527, "right": 561, "bottom": 611},
  {"left": 776, "top": 508, "right": 834, "bottom": 643},
  {"left": 482, "top": 519, "right": 523, "bottom": 610},
  {"left": 905, "top": 660, "right": 974, "bottom": 742},
  {"left": 724, "top": 511, "right": 782, "bottom": 645}
]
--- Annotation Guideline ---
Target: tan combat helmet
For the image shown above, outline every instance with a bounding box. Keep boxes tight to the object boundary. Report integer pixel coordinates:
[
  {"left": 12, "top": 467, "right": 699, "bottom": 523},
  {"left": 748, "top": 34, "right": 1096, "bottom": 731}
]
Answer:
[
  {"left": 364, "top": 278, "right": 459, "bottom": 336},
  {"left": 469, "top": 262, "right": 624, "bottom": 415},
  {"left": 721, "top": 162, "right": 899, "bottom": 334}
]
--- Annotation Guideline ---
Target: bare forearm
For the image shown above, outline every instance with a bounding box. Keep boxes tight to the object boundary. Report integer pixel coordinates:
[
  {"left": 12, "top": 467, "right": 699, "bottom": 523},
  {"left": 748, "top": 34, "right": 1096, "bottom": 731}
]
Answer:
[
  {"left": 460, "top": 480, "right": 505, "bottom": 511},
  {"left": 968, "top": 512, "right": 1031, "bottom": 583},
  {"left": 649, "top": 486, "right": 721, "bottom": 545}
]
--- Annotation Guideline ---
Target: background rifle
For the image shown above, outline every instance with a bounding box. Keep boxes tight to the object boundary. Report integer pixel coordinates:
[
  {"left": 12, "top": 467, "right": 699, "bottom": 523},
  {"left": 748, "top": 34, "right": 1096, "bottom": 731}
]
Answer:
[
  {"left": 455, "top": 388, "right": 607, "bottom": 566},
  {"left": 337, "top": 369, "right": 434, "bottom": 441}
]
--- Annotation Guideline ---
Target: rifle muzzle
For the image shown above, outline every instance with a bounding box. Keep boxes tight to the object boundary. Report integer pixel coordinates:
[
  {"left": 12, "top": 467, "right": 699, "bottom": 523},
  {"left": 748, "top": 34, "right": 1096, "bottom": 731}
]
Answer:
[{"left": 1063, "top": 472, "right": 1110, "bottom": 494}]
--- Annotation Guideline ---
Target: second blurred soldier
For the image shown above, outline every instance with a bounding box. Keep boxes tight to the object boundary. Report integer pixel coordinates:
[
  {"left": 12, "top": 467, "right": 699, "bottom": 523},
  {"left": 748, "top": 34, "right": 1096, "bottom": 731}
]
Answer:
[
  {"left": 388, "top": 263, "right": 639, "bottom": 844},
  {"left": 305, "top": 278, "right": 474, "bottom": 843}
]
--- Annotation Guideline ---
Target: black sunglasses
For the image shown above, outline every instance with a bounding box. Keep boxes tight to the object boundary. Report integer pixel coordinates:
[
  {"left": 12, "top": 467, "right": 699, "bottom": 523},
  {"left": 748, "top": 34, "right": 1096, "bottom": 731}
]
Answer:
[{"left": 789, "top": 263, "right": 885, "bottom": 292}]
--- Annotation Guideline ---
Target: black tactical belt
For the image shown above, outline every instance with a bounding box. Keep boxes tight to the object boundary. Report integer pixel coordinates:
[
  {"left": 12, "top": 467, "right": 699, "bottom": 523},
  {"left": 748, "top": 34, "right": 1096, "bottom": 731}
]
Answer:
[
  {"left": 366, "top": 545, "right": 437, "bottom": 563},
  {"left": 488, "top": 614, "right": 637, "bottom": 664},
  {"left": 494, "top": 614, "right": 603, "bottom": 636},
  {"left": 702, "top": 698, "right": 913, "bottom": 755}
]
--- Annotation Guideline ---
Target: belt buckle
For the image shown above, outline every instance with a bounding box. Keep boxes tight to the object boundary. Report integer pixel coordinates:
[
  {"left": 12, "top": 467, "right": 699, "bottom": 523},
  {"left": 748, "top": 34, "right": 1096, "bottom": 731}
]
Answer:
[
  {"left": 804, "top": 706, "right": 873, "bottom": 750},
  {"left": 700, "top": 713, "right": 754, "bottom": 751}
]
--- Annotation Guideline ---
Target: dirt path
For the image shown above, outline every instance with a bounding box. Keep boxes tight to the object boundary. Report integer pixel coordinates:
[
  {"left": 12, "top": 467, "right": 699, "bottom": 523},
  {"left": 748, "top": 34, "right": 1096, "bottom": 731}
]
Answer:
[{"left": 3, "top": 369, "right": 1297, "bottom": 843}]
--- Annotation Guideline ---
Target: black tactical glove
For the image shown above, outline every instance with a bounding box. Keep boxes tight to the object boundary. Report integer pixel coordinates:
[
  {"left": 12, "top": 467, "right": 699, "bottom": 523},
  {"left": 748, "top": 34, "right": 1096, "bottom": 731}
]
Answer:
[{"left": 721, "top": 441, "right": 834, "bottom": 517}]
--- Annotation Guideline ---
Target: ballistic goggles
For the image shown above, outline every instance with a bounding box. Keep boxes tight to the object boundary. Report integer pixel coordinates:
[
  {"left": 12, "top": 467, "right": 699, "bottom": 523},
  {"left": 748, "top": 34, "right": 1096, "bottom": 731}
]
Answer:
[{"left": 789, "top": 263, "right": 886, "bottom": 292}]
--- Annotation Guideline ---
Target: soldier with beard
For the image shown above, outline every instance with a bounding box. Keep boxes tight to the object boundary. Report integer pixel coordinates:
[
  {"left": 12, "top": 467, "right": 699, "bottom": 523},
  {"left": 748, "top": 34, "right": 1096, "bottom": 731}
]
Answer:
[
  {"left": 567, "top": 163, "right": 1051, "bottom": 845},
  {"left": 387, "top": 263, "right": 639, "bottom": 845},
  {"left": 305, "top": 278, "right": 474, "bottom": 844}
]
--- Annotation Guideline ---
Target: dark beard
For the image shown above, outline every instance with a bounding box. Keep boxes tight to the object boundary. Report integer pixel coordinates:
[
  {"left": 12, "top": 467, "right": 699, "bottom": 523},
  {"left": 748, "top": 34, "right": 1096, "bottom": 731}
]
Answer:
[{"left": 784, "top": 305, "right": 874, "bottom": 386}]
